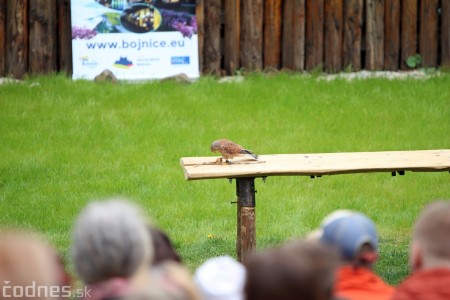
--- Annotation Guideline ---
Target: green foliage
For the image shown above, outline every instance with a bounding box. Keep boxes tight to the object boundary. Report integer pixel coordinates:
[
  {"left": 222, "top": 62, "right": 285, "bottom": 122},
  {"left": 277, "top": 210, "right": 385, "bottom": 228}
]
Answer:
[
  {"left": 0, "top": 73, "right": 449, "bottom": 285},
  {"left": 405, "top": 54, "right": 423, "bottom": 69}
]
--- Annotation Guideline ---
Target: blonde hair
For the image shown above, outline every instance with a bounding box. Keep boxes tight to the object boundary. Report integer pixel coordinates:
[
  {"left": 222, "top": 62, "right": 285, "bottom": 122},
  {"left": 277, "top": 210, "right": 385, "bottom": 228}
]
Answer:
[
  {"left": 0, "top": 230, "right": 64, "bottom": 300},
  {"left": 414, "top": 200, "right": 450, "bottom": 260}
]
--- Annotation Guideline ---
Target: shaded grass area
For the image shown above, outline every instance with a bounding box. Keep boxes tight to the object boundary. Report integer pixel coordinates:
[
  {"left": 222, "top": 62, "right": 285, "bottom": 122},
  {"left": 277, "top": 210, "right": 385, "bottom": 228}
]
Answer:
[{"left": 1, "top": 73, "right": 449, "bottom": 285}]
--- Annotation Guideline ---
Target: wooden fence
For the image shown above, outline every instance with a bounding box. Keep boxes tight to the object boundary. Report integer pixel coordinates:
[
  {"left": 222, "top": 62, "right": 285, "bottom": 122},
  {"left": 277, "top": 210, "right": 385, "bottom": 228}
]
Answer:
[{"left": 0, "top": 0, "right": 449, "bottom": 78}]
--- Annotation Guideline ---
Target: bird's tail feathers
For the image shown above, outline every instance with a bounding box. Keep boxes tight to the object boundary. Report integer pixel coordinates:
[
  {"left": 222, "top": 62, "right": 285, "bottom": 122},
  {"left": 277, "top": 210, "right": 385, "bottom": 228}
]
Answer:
[{"left": 241, "top": 149, "right": 258, "bottom": 159}]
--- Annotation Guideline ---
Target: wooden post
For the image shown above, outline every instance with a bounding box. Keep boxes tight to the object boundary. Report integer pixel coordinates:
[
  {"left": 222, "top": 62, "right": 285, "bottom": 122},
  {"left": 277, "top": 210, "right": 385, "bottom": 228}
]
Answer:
[
  {"left": 203, "top": 0, "right": 221, "bottom": 75},
  {"left": 240, "top": 0, "right": 263, "bottom": 71},
  {"left": 224, "top": 0, "right": 240, "bottom": 75},
  {"left": 384, "top": 0, "right": 400, "bottom": 70},
  {"left": 236, "top": 178, "right": 256, "bottom": 263},
  {"left": 305, "top": 0, "right": 324, "bottom": 70},
  {"left": 57, "top": 0, "right": 72, "bottom": 75},
  {"left": 29, "top": 0, "right": 57, "bottom": 74},
  {"left": 0, "top": 0, "right": 5, "bottom": 76},
  {"left": 443, "top": 0, "right": 450, "bottom": 68},
  {"left": 343, "top": 0, "right": 363, "bottom": 71},
  {"left": 264, "top": 0, "right": 282, "bottom": 69},
  {"left": 419, "top": 0, "right": 438, "bottom": 68},
  {"left": 6, "top": 0, "right": 28, "bottom": 79},
  {"left": 324, "top": 0, "right": 343, "bottom": 73},
  {"left": 400, "top": 0, "right": 417, "bottom": 70},
  {"left": 282, "top": 0, "right": 306, "bottom": 71},
  {"left": 365, "top": 0, "right": 384, "bottom": 70},
  {"left": 196, "top": 0, "right": 204, "bottom": 74}
]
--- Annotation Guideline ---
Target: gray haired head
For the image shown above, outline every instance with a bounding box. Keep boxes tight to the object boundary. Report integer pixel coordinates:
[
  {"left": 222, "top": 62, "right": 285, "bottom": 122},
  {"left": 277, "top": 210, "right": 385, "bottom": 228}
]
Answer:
[{"left": 72, "top": 198, "right": 153, "bottom": 284}]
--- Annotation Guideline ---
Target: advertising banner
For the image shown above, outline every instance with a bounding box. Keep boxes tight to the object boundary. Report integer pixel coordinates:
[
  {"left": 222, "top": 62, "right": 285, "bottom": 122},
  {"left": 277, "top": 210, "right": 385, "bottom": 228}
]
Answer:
[{"left": 71, "top": 0, "right": 199, "bottom": 80}]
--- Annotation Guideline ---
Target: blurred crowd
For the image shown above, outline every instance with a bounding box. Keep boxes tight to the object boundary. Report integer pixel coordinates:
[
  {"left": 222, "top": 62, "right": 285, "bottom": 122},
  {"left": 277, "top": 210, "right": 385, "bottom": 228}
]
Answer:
[{"left": 1, "top": 197, "right": 449, "bottom": 300}]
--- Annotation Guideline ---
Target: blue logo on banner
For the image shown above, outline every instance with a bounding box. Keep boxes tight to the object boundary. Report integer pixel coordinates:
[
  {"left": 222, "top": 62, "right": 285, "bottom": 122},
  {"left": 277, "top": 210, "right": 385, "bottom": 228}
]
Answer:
[{"left": 171, "top": 56, "right": 190, "bottom": 65}]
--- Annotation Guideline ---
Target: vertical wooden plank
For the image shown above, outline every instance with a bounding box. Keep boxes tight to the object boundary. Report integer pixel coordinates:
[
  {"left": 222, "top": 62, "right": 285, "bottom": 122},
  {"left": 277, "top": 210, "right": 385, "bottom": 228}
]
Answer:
[
  {"left": 0, "top": 0, "right": 6, "bottom": 76},
  {"left": 29, "top": 0, "right": 57, "bottom": 74},
  {"left": 264, "top": 0, "right": 282, "bottom": 69},
  {"left": 196, "top": 0, "right": 204, "bottom": 73},
  {"left": 419, "top": 0, "right": 438, "bottom": 68},
  {"left": 57, "top": 0, "right": 72, "bottom": 75},
  {"left": 203, "top": 0, "right": 221, "bottom": 75},
  {"left": 292, "top": 0, "right": 306, "bottom": 70},
  {"left": 282, "top": 0, "right": 294, "bottom": 69},
  {"left": 5, "top": 0, "right": 28, "bottom": 78},
  {"left": 343, "top": 0, "right": 363, "bottom": 70},
  {"left": 384, "top": 0, "right": 400, "bottom": 70},
  {"left": 442, "top": 0, "right": 450, "bottom": 67},
  {"left": 282, "top": 0, "right": 306, "bottom": 70},
  {"left": 224, "top": 0, "right": 240, "bottom": 74},
  {"left": 365, "top": 0, "right": 384, "bottom": 70},
  {"left": 241, "top": 0, "right": 263, "bottom": 71},
  {"left": 324, "top": 0, "right": 343, "bottom": 73},
  {"left": 305, "top": 0, "right": 324, "bottom": 70},
  {"left": 400, "top": 0, "right": 417, "bottom": 69}
]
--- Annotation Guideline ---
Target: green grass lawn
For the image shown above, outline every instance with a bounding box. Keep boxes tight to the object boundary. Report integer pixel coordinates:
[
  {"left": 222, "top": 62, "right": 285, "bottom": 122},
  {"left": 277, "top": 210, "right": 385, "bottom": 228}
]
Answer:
[{"left": 1, "top": 73, "right": 449, "bottom": 285}]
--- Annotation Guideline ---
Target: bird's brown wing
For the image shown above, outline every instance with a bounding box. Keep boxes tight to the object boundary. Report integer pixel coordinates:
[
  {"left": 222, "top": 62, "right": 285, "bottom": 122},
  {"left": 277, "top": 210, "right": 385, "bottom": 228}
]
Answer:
[{"left": 219, "top": 140, "right": 244, "bottom": 158}]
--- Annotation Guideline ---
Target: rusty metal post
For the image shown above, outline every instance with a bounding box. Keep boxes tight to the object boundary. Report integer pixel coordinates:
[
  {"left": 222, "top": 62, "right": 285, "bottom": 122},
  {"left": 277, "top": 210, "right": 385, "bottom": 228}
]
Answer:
[{"left": 236, "top": 177, "right": 256, "bottom": 263}]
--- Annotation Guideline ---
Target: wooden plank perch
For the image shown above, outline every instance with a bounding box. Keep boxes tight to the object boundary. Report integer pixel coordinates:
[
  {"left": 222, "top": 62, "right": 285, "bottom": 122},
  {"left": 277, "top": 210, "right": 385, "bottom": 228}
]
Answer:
[
  {"left": 181, "top": 149, "right": 450, "bottom": 181},
  {"left": 181, "top": 149, "right": 449, "bottom": 262}
]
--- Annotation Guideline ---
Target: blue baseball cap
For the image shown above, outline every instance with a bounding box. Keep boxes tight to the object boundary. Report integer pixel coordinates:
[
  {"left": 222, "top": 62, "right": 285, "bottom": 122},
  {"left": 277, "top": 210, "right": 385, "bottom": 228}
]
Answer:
[{"left": 319, "top": 211, "right": 378, "bottom": 260}]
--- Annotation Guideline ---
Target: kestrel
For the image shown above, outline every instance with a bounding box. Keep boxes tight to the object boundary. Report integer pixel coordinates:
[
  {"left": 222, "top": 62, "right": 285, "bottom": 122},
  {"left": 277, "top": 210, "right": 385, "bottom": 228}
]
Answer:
[{"left": 211, "top": 139, "right": 258, "bottom": 164}]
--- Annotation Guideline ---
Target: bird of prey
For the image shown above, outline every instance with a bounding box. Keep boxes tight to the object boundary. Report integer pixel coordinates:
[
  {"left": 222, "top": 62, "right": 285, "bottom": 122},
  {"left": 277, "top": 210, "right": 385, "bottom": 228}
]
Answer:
[{"left": 211, "top": 139, "right": 258, "bottom": 164}]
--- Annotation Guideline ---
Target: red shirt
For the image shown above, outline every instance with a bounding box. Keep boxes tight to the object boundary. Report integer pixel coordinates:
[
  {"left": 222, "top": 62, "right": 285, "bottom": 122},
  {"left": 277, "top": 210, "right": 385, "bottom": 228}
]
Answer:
[
  {"left": 334, "top": 266, "right": 394, "bottom": 300},
  {"left": 392, "top": 268, "right": 450, "bottom": 300}
]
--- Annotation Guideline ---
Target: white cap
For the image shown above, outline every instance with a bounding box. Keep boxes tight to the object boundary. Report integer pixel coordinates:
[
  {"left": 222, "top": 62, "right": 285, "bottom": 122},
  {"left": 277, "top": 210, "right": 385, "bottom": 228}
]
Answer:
[{"left": 194, "top": 256, "right": 246, "bottom": 300}]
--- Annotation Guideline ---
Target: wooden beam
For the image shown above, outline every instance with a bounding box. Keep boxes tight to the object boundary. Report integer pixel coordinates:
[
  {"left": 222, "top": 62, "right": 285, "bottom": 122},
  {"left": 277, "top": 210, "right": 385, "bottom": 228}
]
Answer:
[
  {"left": 365, "top": 0, "right": 384, "bottom": 70},
  {"left": 6, "top": 0, "right": 28, "bottom": 79},
  {"left": 442, "top": 0, "right": 450, "bottom": 68},
  {"left": 241, "top": 0, "right": 263, "bottom": 71},
  {"left": 224, "top": 0, "right": 240, "bottom": 75},
  {"left": 305, "top": 0, "right": 324, "bottom": 70},
  {"left": 282, "top": 0, "right": 306, "bottom": 71},
  {"left": 384, "top": 0, "right": 400, "bottom": 70},
  {"left": 400, "top": 0, "right": 418, "bottom": 70},
  {"left": 419, "top": 0, "right": 439, "bottom": 68},
  {"left": 57, "top": 0, "right": 72, "bottom": 75},
  {"left": 324, "top": 0, "right": 343, "bottom": 73},
  {"left": 29, "top": 0, "right": 57, "bottom": 74},
  {"left": 291, "top": 0, "right": 306, "bottom": 71},
  {"left": 343, "top": 0, "right": 363, "bottom": 71},
  {"left": 264, "top": 0, "right": 282, "bottom": 69},
  {"left": 203, "top": 0, "right": 221, "bottom": 75},
  {"left": 181, "top": 150, "right": 450, "bottom": 180},
  {"left": 282, "top": 0, "right": 294, "bottom": 69},
  {"left": 0, "top": 0, "right": 5, "bottom": 76}
]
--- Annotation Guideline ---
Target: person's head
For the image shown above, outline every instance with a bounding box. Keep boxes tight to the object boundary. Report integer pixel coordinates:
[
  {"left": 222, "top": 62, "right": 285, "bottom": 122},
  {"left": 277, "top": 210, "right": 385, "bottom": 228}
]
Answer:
[
  {"left": 410, "top": 200, "right": 450, "bottom": 271},
  {"left": 318, "top": 210, "right": 379, "bottom": 268},
  {"left": 244, "top": 240, "right": 339, "bottom": 300},
  {"left": 194, "top": 255, "right": 246, "bottom": 300},
  {"left": 0, "top": 229, "right": 69, "bottom": 300},
  {"left": 149, "top": 226, "right": 182, "bottom": 265},
  {"left": 150, "top": 261, "right": 201, "bottom": 300},
  {"left": 71, "top": 198, "right": 153, "bottom": 285}
]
